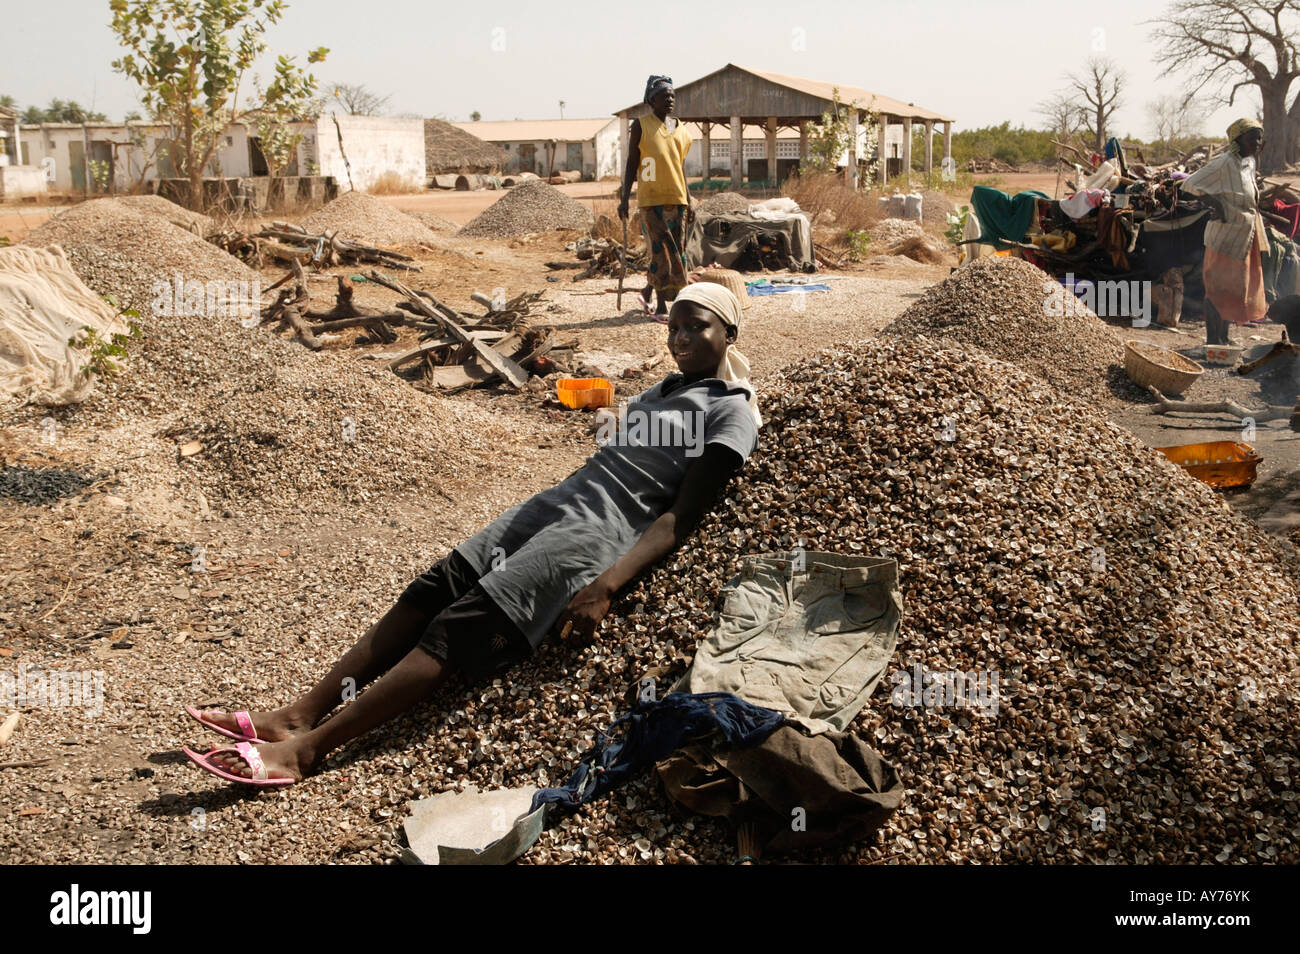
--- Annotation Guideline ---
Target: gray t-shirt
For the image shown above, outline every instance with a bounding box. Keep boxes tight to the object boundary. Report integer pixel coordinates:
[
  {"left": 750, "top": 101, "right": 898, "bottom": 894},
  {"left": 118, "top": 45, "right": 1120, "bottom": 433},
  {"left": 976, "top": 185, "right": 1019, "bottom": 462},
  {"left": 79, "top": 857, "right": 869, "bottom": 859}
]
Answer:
[{"left": 455, "top": 375, "right": 759, "bottom": 647}]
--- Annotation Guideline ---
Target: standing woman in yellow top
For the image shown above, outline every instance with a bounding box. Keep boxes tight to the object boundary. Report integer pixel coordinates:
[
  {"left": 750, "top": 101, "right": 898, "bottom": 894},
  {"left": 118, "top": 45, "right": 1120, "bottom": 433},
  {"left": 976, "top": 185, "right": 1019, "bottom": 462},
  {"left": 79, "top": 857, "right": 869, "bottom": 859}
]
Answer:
[{"left": 619, "top": 75, "right": 695, "bottom": 321}]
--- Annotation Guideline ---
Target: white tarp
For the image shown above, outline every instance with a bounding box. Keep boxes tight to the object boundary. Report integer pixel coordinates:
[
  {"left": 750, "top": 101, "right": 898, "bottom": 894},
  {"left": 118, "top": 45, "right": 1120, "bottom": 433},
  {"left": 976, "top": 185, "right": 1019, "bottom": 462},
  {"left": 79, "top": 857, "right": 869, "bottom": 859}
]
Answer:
[{"left": 0, "top": 245, "right": 127, "bottom": 405}]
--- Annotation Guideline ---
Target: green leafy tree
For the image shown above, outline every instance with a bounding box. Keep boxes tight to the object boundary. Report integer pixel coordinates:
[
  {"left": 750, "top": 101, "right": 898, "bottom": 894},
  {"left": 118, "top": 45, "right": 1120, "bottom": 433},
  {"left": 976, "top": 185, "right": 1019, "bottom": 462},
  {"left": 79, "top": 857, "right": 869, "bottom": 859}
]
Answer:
[
  {"left": 801, "top": 88, "right": 879, "bottom": 185},
  {"left": 18, "top": 99, "right": 108, "bottom": 123},
  {"left": 109, "top": 0, "right": 327, "bottom": 208}
]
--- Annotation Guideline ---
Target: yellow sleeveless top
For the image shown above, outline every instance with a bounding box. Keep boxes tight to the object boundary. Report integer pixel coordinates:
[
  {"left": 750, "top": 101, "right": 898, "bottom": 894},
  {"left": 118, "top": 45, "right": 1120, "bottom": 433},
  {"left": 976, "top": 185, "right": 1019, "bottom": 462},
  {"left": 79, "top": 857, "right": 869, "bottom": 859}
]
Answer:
[{"left": 636, "top": 114, "right": 692, "bottom": 208}]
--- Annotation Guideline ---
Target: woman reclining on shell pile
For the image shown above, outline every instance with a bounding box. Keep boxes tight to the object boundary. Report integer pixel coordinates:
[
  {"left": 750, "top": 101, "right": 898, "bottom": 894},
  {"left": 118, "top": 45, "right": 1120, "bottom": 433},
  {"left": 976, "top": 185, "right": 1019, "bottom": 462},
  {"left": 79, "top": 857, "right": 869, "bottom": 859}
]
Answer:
[{"left": 183, "top": 282, "right": 761, "bottom": 786}]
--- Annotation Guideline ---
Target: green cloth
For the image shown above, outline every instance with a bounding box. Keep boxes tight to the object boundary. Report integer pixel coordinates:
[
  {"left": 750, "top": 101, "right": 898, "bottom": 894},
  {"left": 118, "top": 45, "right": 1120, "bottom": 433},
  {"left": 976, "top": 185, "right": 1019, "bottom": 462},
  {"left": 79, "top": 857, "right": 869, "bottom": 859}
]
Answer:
[
  {"left": 1261, "top": 226, "right": 1300, "bottom": 301},
  {"left": 970, "top": 186, "right": 1049, "bottom": 249}
]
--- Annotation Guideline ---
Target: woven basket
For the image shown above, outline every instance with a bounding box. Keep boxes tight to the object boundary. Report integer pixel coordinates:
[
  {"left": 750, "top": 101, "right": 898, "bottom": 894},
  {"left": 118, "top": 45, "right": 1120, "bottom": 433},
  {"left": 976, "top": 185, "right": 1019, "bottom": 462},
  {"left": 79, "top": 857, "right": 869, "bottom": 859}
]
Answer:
[
  {"left": 694, "top": 268, "right": 748, "bottom": 306},
  {"left": 1124, "top": 340, "right": 1203, "bottom": 396}
]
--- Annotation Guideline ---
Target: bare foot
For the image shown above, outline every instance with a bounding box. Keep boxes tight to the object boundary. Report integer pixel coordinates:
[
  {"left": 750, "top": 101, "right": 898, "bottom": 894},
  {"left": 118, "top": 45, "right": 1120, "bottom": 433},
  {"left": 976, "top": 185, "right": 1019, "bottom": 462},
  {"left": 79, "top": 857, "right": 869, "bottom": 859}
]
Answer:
[
  {"left": 192, "top": 707, "right": 312, "bottom": 743},
  {"left": 207, "top": 739, "right": 314, "bottom": 783}
]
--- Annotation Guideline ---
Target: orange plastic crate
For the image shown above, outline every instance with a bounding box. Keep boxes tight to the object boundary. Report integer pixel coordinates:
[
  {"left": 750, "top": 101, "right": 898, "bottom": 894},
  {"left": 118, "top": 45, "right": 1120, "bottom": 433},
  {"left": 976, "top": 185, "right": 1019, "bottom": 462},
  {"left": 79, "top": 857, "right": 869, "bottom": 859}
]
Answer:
[
  {"left": 1155, "top": 441, "right": 1262, "bottom": 488},
  {"left": 556, "top": 377, "right": 614, "bottom": 410}
]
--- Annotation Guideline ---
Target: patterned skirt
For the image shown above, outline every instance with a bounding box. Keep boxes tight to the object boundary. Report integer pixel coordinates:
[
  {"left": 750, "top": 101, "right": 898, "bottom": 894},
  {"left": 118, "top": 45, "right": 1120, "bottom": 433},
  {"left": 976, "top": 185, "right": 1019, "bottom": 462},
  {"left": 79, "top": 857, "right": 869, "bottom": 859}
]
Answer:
[{"left": 640, "top": 204, "right": 690, "bottom": 297}]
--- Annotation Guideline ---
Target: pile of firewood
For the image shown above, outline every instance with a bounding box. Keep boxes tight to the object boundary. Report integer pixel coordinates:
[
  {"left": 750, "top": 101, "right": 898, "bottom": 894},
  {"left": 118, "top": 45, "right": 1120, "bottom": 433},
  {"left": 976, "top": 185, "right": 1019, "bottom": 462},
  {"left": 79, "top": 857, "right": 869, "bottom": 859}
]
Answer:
[
  {"left": 251, "top": 261, "right": 574, "bottom": 393},
  {"left": 209, "top": 222, "right": 419, "bottom": 271},
  {"left": 546, "top": 237, "right": 647, "bottom": 280}
]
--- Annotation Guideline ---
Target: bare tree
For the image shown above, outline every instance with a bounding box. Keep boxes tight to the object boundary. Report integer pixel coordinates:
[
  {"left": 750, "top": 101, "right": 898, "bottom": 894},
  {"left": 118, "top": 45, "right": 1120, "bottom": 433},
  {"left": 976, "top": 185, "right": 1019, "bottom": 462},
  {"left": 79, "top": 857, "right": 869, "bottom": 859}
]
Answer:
[
  {"left": 1150, "top": 0, "right": 1300, "bottom": 171},
  {"left": 328, "top": 83, "right": 391, "bottom": 116},
  {"left": 1148, "top": 93, "right": 1205, "bottom": 145},
  {"left": 1036, "top": 92, "right": 1088, "bottom": 141},
  {"left": 1066, "top": 58, "right": 1126, "bottom": 153}
]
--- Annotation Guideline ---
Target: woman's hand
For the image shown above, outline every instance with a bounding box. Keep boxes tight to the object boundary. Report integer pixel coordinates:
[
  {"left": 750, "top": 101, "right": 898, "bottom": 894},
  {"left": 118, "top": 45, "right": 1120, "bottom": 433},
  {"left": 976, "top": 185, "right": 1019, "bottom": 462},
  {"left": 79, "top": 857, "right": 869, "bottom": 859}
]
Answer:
[
  {"left": 557, "top": 579, "right": 614, "bottom": 643},
  {"left": 618, "top": 199, "right": 630, "bottom": 221}
]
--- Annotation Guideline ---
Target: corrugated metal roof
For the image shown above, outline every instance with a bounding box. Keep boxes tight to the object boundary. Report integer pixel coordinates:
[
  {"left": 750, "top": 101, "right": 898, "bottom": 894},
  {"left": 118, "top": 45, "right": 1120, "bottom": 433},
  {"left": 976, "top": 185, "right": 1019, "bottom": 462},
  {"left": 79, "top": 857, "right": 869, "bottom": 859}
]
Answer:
[
  {"left": 739, "top": 66, "right": 954, "bottom": 123},
  {"left": 450, "top": 118, "right": 616, "bottom": 142},
  {"left": 614, "top": 63, "right": 954, "bottom": 124}
]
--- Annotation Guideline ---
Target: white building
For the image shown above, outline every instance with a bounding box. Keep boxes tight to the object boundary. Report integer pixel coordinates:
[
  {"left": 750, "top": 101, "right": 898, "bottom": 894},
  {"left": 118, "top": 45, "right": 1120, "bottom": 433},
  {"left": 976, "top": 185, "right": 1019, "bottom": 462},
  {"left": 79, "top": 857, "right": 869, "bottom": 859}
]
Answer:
[
  {"left": 454, "top": 117, "right": 817, "bottom": 182},
  {"left": 451, "top": 118, "right": 621, "bottom": 180},
  {"left": 19, "top": 114, "right": 425, "bottom": 193}
]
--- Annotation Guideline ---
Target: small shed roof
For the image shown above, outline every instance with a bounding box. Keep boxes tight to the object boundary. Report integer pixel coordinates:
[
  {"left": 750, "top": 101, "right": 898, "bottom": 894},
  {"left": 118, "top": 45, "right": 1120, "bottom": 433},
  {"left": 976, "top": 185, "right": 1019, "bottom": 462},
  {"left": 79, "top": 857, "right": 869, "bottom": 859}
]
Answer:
[
  {"left": 615, "top": 63, "right": 954, "bottom": 124},
  {"left": 451, "top": 118, "right": 615, "bottom": 142}
]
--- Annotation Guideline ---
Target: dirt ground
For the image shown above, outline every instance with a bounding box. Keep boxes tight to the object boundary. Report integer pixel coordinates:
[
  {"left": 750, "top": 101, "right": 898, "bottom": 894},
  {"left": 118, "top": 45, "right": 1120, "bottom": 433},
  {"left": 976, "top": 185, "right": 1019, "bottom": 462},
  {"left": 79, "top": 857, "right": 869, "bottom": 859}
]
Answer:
[{"left": 2, "top": 185, "right": 1298, "bottom": 865}]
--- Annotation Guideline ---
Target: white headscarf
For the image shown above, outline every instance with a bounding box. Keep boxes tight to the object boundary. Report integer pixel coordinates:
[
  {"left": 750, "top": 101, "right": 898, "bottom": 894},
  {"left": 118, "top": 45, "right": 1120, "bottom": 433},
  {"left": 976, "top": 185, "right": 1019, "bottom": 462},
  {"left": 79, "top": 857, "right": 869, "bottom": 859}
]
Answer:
[{"left": 673, "top": 282, "right": 762, "bottom": 428}]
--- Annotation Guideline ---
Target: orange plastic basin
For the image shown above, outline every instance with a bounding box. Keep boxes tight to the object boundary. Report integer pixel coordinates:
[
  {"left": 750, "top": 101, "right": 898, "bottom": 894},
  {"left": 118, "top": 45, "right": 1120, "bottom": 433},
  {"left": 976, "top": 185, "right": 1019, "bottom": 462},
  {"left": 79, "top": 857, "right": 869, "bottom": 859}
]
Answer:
[
  {"left": 1155, "top": 441, "right": 1262, "bottom": 488},
  {"left": 556, "top": 377, "right": 614, "bottom": 410}
]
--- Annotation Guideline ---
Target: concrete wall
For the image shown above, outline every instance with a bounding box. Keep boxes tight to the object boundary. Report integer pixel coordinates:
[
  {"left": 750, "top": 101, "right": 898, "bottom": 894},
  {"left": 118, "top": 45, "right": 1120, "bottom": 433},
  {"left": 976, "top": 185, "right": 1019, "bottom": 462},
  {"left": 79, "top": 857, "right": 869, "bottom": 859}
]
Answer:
[
  {"left": 17, "top": 116, "right": 425, "bottom": 194},
  {"left": 594, "top": 121, "right": 621, "bottom": 179},
  {"left": 18, "top": 122, "right": 260, "bottom": 192},
  {"left": 311, "top": 114, "right": 425, "bottom": 191},
  {"left": 0, "top": 165, "right": 48, "bottom": 198}
]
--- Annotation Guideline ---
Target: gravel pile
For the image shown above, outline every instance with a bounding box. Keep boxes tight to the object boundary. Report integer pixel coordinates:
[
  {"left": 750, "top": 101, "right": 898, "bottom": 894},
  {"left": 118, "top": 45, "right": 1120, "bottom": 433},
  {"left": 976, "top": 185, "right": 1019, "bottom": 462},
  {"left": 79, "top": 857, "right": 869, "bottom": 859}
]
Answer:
[
  {"left": 404, "top": 211, "right": 461, "bottom": 234},
  {"left": 884, "top": 256, "right": 1124, "bottom": 404},
  {"left": 561, "top": 340, "right": 1297, "bottom": 864},
  {"left": 920, "top": 189, "right": 958, "bottom": 228},
  {"left": 696, "top": 191, "right": 751, "bottom": 216},
  {"left": 113, "top": 195, "right": 212, "bottom": 235},
  {"left": 301, "top": 192, "right": 440, "bottom": 247},
  {"left": 22, "top": 200, "right": 250, "bottom": 292},
  {"left": 183, "top": 350, "right": 527, "bottom": 509},
  {"left": 17, "top": 206, "right": 270, "bottom": 427},
  {"left": 872, "top": 218, "right": 924, "bottom": 246},
  {"left": 459, "top": 181, "right": 594, "bottom": 238}
]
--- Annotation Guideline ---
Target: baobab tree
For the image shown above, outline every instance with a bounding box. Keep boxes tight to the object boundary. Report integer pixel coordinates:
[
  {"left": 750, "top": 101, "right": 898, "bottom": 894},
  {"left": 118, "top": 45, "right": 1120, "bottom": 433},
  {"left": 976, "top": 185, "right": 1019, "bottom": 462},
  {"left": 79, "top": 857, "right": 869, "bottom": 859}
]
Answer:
[
  {"left": 1149, "top": 0, "right": 1300, "bottom": 171},
  {"left": 1066, "top": 57, "right": 1126, "bottom": 153}
]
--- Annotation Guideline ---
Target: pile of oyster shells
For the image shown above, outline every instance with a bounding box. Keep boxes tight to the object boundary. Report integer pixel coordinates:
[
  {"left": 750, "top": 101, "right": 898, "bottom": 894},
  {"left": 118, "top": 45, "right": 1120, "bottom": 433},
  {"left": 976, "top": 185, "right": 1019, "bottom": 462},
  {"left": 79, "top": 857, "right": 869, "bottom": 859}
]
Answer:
[{"left": 565, "top": 338, "right": 1300, "bottom": 863}]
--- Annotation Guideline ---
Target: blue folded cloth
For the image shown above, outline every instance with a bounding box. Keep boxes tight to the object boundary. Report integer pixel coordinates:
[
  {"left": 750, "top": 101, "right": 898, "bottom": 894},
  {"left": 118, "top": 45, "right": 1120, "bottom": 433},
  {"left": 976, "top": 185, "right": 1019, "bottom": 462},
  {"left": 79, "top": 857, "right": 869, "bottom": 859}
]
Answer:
[{"left": 747, "top": 283, "right": 831, "bottom": 296}]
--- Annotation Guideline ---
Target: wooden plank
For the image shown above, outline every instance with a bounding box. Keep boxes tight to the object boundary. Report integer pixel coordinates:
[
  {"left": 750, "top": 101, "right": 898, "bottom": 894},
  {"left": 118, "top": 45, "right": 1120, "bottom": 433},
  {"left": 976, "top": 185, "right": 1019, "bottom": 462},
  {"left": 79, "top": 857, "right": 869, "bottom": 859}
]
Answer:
[
  {"left": 367, "top": 273, "right": 528, "bottom": 389},
  {"left": 387, "top": 331, "right": 508, "bottom": 373}
]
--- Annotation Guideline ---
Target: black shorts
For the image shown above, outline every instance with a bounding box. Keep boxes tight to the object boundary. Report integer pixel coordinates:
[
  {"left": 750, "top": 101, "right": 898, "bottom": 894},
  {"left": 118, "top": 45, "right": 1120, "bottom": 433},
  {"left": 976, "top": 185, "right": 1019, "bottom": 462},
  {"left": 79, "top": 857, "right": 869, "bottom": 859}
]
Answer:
[{"left": 398, "top": 550, "right": 530, "bottom": 682}]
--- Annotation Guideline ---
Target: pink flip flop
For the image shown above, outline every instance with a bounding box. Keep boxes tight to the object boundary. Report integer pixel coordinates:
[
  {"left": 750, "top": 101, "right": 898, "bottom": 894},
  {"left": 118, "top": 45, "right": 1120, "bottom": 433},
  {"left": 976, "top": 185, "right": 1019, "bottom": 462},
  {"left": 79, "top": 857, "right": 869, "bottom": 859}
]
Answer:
[
  {"left": 185, "top": 705, "right": 267, "bottom": 744},
  {"left": 183, "top": 741, "right": 296, "bottom": 788}
]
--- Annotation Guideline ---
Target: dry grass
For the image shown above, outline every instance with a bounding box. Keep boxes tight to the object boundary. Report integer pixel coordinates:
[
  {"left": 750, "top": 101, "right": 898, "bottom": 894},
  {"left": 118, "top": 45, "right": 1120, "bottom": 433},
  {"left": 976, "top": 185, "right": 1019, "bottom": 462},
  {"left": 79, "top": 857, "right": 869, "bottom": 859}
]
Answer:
[
  {"left": 367, "top": 171, "right": 423, "bottom": 195},
  {"left": 586, "top": 196, "right": 643, "bottom": 244},
  {"left": 784, "top": 169, "right": 880, "bottom": 234}
]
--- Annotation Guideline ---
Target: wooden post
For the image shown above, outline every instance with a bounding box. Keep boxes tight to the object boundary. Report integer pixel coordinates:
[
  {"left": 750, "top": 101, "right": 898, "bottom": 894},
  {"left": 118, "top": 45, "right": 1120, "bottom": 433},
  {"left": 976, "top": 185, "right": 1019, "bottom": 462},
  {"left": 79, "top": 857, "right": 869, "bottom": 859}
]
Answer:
[
  {"left": 943, "top": 121, "right": 952, "bottom": 163},
  {"left": 846, "top": 109, "right": 859, "bottom": 188},
  {"left": 701, "top": 122, "right": 711, "bottom": 181},
  {"left": 902, "top": 117, "right": 913, "bottom": 179},
  {"left": 924, "top": 120, "right": 933, "bottom": 173},
  {"left": 730, "top": 114, "right": 743, "bottom": 188},
  {"left": 81, "top": 123, "right": 91, "bottom": 196},
  {"left": 798, "top": 120, "right": 808, "bottom": 163},
  {"left": 765, "top": 117, "right": 777, "bottom": 187},
  {"left": 877, "top": 115, "right": 888, "bottom": 186},
  {"left": 619, "top": 113, "right": 630, "bottom": 178}
]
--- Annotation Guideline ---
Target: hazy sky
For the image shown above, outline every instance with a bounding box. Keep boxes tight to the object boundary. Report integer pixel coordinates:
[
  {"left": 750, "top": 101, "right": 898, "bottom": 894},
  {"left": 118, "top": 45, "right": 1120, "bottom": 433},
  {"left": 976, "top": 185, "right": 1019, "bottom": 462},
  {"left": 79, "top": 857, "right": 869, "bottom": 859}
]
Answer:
[{"left": 5, "top": 0, "right": 1259, "bottom": 140}]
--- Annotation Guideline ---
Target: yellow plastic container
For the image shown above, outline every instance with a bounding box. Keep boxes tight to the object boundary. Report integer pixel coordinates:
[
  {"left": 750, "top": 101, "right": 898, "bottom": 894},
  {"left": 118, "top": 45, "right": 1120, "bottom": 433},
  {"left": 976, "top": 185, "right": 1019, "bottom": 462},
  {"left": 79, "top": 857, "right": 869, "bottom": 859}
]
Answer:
[
  {"left": 1155, "top": 441, "right": 1262, "bottom": 488},
  {"left": 556, "top": 377, "right": 614, "bottom": 410}
]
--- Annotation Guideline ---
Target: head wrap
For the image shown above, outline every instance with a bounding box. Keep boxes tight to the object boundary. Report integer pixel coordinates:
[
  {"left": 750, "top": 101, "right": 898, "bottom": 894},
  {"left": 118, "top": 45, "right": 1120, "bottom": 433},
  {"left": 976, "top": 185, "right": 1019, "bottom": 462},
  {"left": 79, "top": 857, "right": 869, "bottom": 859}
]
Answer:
[
  {"left": 672, "top": 282, "right": 762, "bottom": 429},
  {"left": 1227, "top": 118, "right": 1263, "bottom": 152},
  {"left": 644, "top": 75, "right": 673, "bottom": 105}
]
